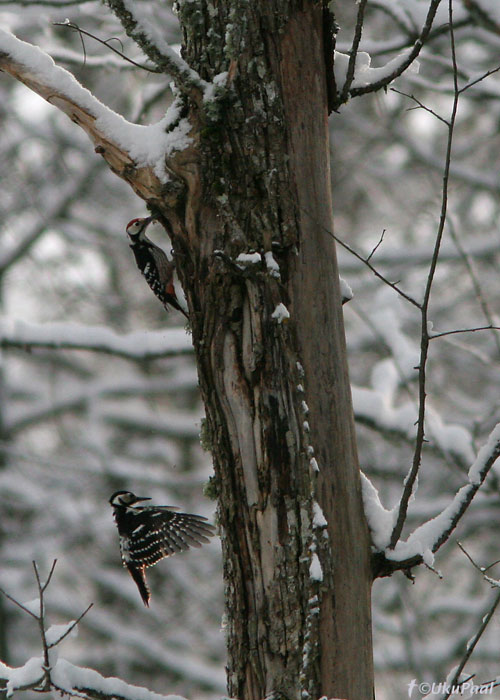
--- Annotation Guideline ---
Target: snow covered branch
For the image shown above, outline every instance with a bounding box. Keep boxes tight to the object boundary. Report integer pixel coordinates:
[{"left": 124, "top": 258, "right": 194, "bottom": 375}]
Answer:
[
  {"left": 0, "top": 562, "right": 187, "bottom": 700},
  {"left": 0, "top": 30, "right": 192, "bottom": 206},
  {"left": 0, "top": 319, "right": 193, "bottom": 360},
  {"left": 367, "top": 423, "right": 500, "bottom": 577},
  {"left": 334, "top": 0, "right": 443, "bottom": 105}
]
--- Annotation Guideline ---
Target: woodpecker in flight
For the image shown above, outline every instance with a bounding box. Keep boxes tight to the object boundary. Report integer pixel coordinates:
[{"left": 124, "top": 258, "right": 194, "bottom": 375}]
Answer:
[
  {"left": 109, "top": 490, "right": 216, "bottom": 606},
  {"left": 126, "top": 217, "right": 188, "bottom": 318}
]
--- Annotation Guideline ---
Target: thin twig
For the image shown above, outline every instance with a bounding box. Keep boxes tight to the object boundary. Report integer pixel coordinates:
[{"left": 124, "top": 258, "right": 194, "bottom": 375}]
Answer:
[
  {"left": 390, "top": 0, "right": 460, "bottom": 549},
  {"left": 458, "top": 64, "right": 500, "bottom": 95},
  {"left": 33, "top": 562, "right": 52, "bottom": 691},
  {"left": 47, "top": 603, "right": 94, "bottom": 648},
  {"left": 448, "top": 219, "right": 500, "bottom": 357},
  {"left": 391, "top": 87, "right": 450, "bottom": 126},
  {"left": 366, "top": 229, "right": 386, "bottom": 262},
  {"left": 300, "top": 208, "right": 421, "bottom": 309},
  {"left": 53, "top": 22, "right": 161, "bottom": 73},
  {"left": 445, "top": 543, "right": 500, "bottom": 699},
  {"left": 430, "top": 324, "right": 500, "bottom": 339},
  {"left": 0, "top": 585, "right": 39, "bottom": 619}
]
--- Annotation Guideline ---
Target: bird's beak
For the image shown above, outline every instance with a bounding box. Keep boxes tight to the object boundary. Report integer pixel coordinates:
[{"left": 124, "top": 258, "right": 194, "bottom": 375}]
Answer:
[{"left": 134, "top": 496, "right": 152, "bottom": 503}]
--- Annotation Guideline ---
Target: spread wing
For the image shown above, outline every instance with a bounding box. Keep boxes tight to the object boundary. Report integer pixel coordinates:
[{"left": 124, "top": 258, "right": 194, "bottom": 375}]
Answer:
[{"left": 122, "top": 508, "right": 215, "bottom": 570}]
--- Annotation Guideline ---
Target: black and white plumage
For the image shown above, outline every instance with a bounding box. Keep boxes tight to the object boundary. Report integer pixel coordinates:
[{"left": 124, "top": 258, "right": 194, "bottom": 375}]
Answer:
[
  {"left": 109, "top": 490, "right": 215, "bottom": 606},
  {"left": 126, "top": 217, "right": 188, "bottom": 318}
]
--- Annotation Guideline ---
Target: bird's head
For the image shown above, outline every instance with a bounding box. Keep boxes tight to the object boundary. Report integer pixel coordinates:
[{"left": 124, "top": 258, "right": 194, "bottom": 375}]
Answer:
[
  {"left": 126, "top": 217, "right": 154, "bottom": 241},
  {"left": 109, "top": 490, "right": 152, "bottom": 508}
]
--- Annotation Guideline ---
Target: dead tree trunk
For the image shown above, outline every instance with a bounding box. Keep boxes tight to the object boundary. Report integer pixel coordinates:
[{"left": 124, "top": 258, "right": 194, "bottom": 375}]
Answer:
[{"left": 171, "top": 2, "right": 375, "bottom": 698}]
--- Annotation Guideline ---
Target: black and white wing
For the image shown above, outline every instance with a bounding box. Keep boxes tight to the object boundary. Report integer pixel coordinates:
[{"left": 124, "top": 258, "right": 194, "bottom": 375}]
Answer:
[{"left": 122, "top": 507, "right": 216, "bottom": 570}]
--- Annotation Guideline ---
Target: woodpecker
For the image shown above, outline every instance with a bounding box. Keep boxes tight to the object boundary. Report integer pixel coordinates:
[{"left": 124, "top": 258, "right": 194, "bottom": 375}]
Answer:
[
  {"left": 126, "top": 217, "right": 188, "bottom": 318},
  {"left": 109, "top": 490, "right": 216, "bottom": 606}
]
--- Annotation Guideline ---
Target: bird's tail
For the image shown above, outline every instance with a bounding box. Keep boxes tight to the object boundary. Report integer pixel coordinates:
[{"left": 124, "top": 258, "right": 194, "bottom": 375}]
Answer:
[{"left": 128, "top": 565, "right": 151, "bottom": 606}]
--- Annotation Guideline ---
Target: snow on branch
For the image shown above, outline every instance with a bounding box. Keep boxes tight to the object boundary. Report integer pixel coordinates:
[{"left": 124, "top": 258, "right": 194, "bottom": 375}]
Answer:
[
  {"left": 0, "top": 29, "right": 193, "bottom": 200},
  {"left": 0, "top": 318, "right": 193, "bottom": 360},
  {"left": 0, "top": 561, "right": 187, "bottom": 700},
  {"left": 335, "top": 0, "right": 443, "bottom": 104},
  {"left": 367, "top": 424, "right": 500, "bottom": 574}
]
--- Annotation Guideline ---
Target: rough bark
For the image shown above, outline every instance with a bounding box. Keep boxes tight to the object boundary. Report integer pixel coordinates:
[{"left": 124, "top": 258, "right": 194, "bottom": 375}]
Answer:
[{"left": 172, "top": 2, "right": 374, "bottom": 699}]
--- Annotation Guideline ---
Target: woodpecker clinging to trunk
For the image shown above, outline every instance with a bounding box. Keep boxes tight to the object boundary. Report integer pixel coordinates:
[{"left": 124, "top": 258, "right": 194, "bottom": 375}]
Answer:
[
  {"left": 109, "top": 490, "right": 216, "bottom": 606},
  {"left": 126, "top": 217, "right": 188, "bottom": 318}
]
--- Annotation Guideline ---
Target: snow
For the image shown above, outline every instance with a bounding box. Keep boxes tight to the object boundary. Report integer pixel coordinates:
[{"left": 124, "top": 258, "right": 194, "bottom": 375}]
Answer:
[
  {"left": 0, "top": 30, "right": 193, "bottom": 182},
  {"left": 312, "top": 501, "right": 327, "bottom": 528},
  {"left": 0, "top": 318, "right": 192, "bottom": 360},
  {"left": 334, "top": 48, "right": 419, "bottom": 92},
  {"left": 264, "top": 251, "right": 281, "bottom": 279},
  {"left": 309, "top": 552, "right": 323, "bottom": 582},
  {"left": 386, "top": 423, "right": 500, "bottom": 561},
  {"left": 360, "top": 473, "right": 396, "bottom": 551},
  {"left": 203, "top": 71, "right": 229, "bottom": 101},
  {"left": 339, "top": 276, "right": 353, "bottom": 302},
  {"left": 236, "top": 252, "right": 262, "bottom": 265},
  {"left": 3, "top": 656, "right": 44, "bottom": 697},
  {"left": 271, "top": 303, "right": 290, "bottom": 324},
  {"left": 310, "top": 457, "right": 319, "bottom": 472},
  {"left": 21, "top": 599, "right": 40, "bottom": 616},
  {"left": 0, "top": 655, "right": 188, "bottom": 700},
  {"left": 362, "top": 423, "right": 500, "bottom": 559},
  {"left": 468, "top": 423, "right": 500, "bottom": 486},
  {"left": 46, "top": 622, "right": 78, "bottom": 646}
]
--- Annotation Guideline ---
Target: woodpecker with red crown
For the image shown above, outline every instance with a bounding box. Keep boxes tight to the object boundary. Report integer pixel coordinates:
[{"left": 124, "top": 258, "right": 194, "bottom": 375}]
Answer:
[{"left": 126, "top": 216, "right": 188, "bottom": 318}]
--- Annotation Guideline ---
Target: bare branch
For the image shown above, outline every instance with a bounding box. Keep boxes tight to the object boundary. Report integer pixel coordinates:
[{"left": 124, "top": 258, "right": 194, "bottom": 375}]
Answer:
[
  {"left": 47, "top": 604, "right": 94, "bottom": 649},
  {"left": 448, "top": 219, "right": 500, "bottom": 357},
  {"left": 445, "top": 544, "right": 500, "bottom": 699},
  {"left": 366, "top": 229, "right": 386, "bottom": 262},
  {"left": 430, "top": 324, "right": 500, "bottom": 340},
  {"left": 301, "top": 208, "right": 421, "bottom": 308},
  {"left": 339, "top": 0, "right": 368, "bottom": 104},
  {"left": 391, "top": 87, "right": 450, "bottom": 126},
  {"left": 0, "top": 585, "right": 39, "bottom": 620},
  {"left": 389, "top": 1, "right": 460, "bottom": 549}
]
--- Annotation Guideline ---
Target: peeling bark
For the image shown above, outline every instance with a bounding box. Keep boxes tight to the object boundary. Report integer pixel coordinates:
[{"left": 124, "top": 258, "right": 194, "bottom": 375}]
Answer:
[{"left": 174, "top": 3, "right": 374, "bottom": 699}]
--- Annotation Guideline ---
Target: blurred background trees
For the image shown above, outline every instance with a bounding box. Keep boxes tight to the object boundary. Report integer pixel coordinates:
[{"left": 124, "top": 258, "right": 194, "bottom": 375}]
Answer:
[{"left": 0, "top": 1, "right": 500, "bottom": 698}]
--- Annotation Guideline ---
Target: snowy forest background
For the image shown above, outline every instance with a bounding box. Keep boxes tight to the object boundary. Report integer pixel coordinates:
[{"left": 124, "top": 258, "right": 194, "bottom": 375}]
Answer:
[{"left": 1, "top": 0, "right": 500, "bottom": 698}]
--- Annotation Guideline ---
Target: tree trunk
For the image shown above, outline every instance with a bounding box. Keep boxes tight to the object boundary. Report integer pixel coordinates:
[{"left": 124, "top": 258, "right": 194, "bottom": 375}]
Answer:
[{"left": 171, "top": 1, "right": 374, "bottom": 698}]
